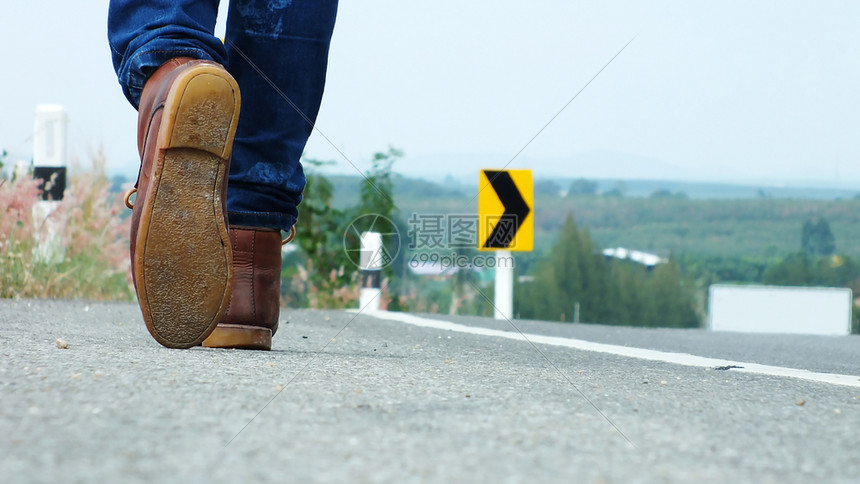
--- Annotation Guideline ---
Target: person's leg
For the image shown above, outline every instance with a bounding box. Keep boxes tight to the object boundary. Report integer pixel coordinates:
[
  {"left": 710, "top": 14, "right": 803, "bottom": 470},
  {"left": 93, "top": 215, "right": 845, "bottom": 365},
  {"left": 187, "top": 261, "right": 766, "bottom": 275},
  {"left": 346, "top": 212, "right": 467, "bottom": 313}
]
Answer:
[
  {"left": 109, "top": 1, "right": 239, "bottom": 349},
  {"left": 222, "top": 0, "right": 339, "bottom": 232},
  {"left": 108, "top": 0, "right": 226, "bottom": 108},
  {"left": 201, "top": 0, "right": 338, "bottom": 350}
]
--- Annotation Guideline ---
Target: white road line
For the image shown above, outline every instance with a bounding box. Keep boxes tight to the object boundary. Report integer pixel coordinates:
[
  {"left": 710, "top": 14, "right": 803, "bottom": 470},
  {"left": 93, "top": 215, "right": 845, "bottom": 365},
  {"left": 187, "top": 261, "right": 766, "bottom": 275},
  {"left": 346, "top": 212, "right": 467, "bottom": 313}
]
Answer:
[{"left": 360, "top": 310, "right": 860, "bottom": 388}]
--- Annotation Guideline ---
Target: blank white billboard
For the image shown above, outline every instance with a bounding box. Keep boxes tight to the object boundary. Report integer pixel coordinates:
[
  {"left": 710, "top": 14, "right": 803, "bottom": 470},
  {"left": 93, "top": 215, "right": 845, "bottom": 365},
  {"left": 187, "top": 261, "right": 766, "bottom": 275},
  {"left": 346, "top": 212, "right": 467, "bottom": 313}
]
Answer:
[{"left": 708, "top": 284, "right": 852, "bottom": 335}]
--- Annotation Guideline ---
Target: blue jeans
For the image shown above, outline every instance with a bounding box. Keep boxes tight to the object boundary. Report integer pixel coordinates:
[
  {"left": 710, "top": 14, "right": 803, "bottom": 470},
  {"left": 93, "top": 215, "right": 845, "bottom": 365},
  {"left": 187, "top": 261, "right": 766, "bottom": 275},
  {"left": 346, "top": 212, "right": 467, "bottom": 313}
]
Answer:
[{"left": 108, "top": 0, "right": 338, "bottom": 231}]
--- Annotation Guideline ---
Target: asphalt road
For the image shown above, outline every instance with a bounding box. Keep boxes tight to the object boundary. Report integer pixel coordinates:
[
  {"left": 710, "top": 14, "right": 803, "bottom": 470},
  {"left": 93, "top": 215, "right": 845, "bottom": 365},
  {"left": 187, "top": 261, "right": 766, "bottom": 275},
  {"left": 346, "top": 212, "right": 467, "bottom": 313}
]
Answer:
[{"left": 1, "top": 299, "right": 859, "bottom": 483}]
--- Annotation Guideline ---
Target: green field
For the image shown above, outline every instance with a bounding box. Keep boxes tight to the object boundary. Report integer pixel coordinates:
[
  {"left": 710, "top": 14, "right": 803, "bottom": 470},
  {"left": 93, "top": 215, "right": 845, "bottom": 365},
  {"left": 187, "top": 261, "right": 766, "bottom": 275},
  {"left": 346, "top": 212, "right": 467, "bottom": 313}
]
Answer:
[
  {"left": 532, "top": 195, "right": 860, "bottom": 259},
  {"left": 321, "top": 173, "right": 860, "bottom": 260}
]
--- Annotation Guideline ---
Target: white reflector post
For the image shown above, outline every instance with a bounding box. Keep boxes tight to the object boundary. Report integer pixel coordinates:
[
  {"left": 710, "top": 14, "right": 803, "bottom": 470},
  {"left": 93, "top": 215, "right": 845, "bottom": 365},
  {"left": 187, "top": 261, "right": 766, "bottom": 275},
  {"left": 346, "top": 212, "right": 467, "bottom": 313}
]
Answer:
[
  {"left": 34, "top": 104, "right": 68, "bottom": 172},
  {"left": 359, "top": 231, "right": 383, "bottom": 312},
  {"left": 32, "top": 104, "right": 68, "bottom": 264},
  {"left": 494, "top": 249, "right": 513, "bottom": 320}
]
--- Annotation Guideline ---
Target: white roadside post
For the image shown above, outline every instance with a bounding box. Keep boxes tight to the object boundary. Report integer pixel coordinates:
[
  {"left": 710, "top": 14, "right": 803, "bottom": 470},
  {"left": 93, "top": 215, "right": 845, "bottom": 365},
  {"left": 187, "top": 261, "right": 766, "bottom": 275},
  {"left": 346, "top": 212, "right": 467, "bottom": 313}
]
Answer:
[
  {"left": 359, "top": 231, "right": 383, "bottom": 312},
  {"left": 32, "top": 104, "right": 68, "bottom": 264},
  {"left": 494, "top": 249, "right": 514, "bottom": 320}
]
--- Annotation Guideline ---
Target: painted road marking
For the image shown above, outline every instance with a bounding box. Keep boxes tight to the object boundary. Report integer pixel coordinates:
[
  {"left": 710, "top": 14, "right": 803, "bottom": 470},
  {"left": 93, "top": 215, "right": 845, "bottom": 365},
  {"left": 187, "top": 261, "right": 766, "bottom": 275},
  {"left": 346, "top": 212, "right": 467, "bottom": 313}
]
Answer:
[{"left": 360, "top": 311, "right": 860, "bottom": 388}]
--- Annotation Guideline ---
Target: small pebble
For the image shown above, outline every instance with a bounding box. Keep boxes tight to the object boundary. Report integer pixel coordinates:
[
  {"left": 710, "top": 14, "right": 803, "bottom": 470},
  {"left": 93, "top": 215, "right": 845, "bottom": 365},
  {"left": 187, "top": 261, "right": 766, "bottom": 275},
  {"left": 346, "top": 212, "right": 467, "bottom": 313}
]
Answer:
[
  {"left": 56, "top": 339, "right": 69, "bottom": 349},
  {"left": 796, "top": 399, "right": 806, "bottom": 406}
]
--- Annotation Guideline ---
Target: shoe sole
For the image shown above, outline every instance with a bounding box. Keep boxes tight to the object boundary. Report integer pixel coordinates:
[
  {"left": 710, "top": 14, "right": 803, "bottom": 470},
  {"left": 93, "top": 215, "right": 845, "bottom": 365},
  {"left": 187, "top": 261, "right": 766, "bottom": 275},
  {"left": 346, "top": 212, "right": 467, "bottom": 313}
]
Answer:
[
  {"left": 135, "top": 66, "right": 240, "bottom": 349},
  {"left": 202, "top": 324, "right": 272, "bottom": 351}
]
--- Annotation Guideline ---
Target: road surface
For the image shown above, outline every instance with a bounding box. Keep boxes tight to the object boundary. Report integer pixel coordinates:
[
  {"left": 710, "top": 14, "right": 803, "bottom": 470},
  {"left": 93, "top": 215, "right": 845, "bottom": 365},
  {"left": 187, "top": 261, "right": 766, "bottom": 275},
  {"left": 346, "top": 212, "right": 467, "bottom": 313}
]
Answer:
[{"left": 1, "top": 299, "right": 858, "bottom": 483}]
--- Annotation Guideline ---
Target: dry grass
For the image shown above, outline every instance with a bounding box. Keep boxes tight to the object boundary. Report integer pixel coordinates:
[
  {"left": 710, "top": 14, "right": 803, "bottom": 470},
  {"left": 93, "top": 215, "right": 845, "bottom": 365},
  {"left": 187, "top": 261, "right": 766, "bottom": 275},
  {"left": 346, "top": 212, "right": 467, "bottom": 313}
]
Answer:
[
  {"left": 284, "top": 260, "right": 359, "bottom": 309},
  {"left": 0, "top": 160, "right": 133, "bottom": 300}
]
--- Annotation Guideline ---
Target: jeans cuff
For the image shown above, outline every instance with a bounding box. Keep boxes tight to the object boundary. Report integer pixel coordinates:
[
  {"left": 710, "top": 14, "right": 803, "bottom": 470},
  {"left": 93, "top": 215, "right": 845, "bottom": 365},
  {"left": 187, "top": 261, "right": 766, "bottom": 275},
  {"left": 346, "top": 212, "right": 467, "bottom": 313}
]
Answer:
[
  {"left": 122, "top": 47, "right": 216, "bottom": 108},
  {"left": 227, "top": 210, "right": 296, "bottom": 232}
]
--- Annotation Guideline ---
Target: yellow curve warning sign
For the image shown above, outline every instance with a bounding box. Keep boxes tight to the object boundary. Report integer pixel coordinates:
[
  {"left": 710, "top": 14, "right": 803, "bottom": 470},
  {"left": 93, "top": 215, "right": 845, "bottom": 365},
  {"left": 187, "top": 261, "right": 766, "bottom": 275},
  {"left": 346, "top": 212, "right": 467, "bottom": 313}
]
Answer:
[{"left": 478, "top": 169, "right": 533, "bottom": 251}]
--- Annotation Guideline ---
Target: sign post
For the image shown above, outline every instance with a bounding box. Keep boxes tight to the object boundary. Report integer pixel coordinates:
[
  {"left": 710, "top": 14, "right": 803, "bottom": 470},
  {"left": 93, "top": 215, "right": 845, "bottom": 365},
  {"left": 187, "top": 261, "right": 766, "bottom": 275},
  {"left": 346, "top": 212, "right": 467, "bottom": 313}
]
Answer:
[
  {"left": 494, "top": 249, "right": 514, "bottom": 320},
  {"left": 478, "top": 169, "right": 533, "bottom": 320},
  {"left": 32, "top": 105, "right": 68, "bottom": 264}
]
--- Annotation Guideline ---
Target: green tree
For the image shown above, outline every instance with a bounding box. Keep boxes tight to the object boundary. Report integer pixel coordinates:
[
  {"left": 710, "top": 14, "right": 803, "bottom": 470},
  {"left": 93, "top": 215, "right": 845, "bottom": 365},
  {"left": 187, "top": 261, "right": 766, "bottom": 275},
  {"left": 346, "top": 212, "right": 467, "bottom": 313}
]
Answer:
[
  {"left": 534, "top": 179, "right": 561, "bottom": 197},
  {"left": 650, "top": 189, "right": 674, "bottom": 199},
  {"left": 650, "top": 189, "right": 688, "bottom": 199},
  {"left": 354, "top": 147, "right": 401, "bottom": 221},
  {"left": 819, "top": 254, "right": 859, "bottom": 287},
  {"left": 291, "top": 158, "right": 352, "bottom": 307},
  {"left": 518, "top": 212, "right": 699, "bottom": 327},
  {"left": 762, "top": 252, "right": 816, "bottom": 286},
  {"left": 764, "top": 251, "right": 859, "bottom": 288},
  {"left": 602, "top": 181, "right": 627, "bottom": 198},
  {"left": 448, "top": 246, "right": 481, "bottom": 315},
  {"left": 605, "top": 260, "right": 647, "bottom": 324},
  {"left": 348, "top": 147, "right": 404, "bottom": 304},
  {"left": 642, "top": 261, "right": 699, "bottom": 328},
  {"left": 802, "top": 217, "right": 835, "bottom": 256},
  {"left": 288, "top": 149, "right": 404, "bottom": 308},
  {"left": 517, "top": 213, "right": 609, "bottom": 322},
  {"left": 603, "top": 258, "right": 698, "bottom": 328},
  {"left": 567, "top": 178, "right": 598, "bottom": 196}
]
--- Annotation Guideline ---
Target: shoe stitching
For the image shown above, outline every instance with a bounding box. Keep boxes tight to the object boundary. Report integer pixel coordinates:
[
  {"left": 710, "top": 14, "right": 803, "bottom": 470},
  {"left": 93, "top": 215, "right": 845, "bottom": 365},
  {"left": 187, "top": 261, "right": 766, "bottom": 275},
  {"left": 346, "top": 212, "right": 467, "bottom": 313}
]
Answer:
[{"left": 250, "top": 231, "right": 257, "bottom": 323}]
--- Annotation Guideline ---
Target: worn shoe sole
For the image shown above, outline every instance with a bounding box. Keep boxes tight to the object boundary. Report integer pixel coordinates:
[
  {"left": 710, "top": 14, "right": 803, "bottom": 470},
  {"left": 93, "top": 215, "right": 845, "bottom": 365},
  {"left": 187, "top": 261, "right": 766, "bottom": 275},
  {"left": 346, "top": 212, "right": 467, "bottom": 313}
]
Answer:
[
  {"left": 135, "top": 66, "right": 240, "bottom": 349},
  {"left": 202, "top": 324, "right": 272, "bottom": 351}
]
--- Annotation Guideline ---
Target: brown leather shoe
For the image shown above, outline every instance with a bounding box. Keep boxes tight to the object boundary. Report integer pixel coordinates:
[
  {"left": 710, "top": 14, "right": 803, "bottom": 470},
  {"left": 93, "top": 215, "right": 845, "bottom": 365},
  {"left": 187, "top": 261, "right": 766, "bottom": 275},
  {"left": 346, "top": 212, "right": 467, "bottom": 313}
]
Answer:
[
  {"left": 127, "top": 57, "right": 241, "bottom": 349},
  {"left": 202, "top": 227, "right": 283, "bottom": 350}
]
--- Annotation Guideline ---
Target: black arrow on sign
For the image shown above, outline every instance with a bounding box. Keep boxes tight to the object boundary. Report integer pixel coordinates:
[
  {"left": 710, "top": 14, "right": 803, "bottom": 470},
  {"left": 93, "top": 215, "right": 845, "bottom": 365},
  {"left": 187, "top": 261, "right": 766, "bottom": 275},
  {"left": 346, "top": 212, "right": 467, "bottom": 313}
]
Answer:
[{"left": 482, "top": 170, "right": 530, "bottom": 249}]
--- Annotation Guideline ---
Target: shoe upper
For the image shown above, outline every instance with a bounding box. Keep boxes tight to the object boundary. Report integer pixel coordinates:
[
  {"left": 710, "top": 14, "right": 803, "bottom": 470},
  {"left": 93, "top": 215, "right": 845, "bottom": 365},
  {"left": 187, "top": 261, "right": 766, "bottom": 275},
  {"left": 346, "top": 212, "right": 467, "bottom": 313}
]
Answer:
[{"left": 221, "top": 227, "right": 283, "bottom": 334}]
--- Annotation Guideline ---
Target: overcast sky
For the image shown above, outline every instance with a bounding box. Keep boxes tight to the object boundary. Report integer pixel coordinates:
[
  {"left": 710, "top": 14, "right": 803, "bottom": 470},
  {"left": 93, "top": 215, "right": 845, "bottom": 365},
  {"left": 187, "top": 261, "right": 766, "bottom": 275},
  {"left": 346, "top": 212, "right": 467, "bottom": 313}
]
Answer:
[{"left": 3, "top": 1, "right": 860, "bottom": 187}]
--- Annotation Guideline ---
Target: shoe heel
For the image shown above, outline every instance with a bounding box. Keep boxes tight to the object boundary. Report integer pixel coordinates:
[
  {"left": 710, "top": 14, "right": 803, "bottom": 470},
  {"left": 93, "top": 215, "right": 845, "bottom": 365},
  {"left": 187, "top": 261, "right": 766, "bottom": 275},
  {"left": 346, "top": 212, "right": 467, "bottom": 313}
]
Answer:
[
  {"left": 202, "top": 324, "right": 273, "bottom": 351},
  {"left": 169, "top": 71, "right": 240, "bottom": 159}
]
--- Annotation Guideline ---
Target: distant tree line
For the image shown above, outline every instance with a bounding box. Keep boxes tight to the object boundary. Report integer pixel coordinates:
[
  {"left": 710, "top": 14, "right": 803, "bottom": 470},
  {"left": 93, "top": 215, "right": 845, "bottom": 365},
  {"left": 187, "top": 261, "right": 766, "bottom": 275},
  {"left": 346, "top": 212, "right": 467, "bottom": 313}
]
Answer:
[
  {"left": 516, "top": 213, "right": 699, "bottom": 328},
  {"left": 675, "top": 216, "right": 860, "bottom": 333},
  {"left": 285, "top": 164, "right": 860, "bottom": 332}
]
